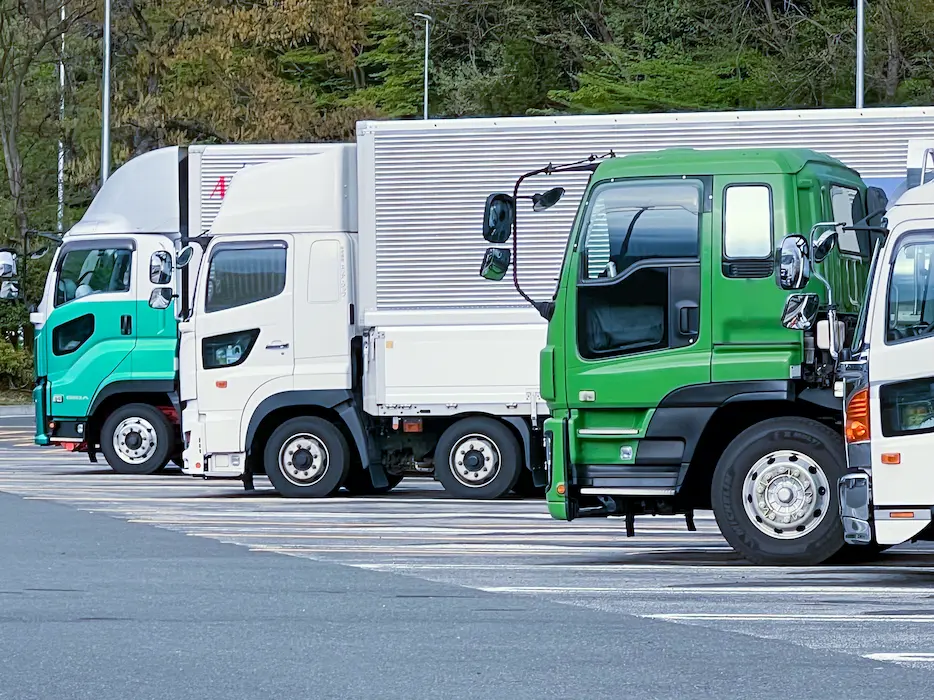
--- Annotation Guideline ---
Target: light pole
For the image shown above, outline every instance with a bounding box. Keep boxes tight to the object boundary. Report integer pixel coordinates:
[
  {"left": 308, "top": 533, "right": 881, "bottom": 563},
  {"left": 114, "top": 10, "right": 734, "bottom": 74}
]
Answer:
[
  {"left": 415, "top": 12, "right": 433, "bottom": 119},
  {"left": 58, "top": 0, "right": 65, "bottom": 232},
  {"left": 101, "top": 0, "right": 111, "bottom": 184},
  {"left": 856, "top": 0, "right": 865, "bottom": 108}
]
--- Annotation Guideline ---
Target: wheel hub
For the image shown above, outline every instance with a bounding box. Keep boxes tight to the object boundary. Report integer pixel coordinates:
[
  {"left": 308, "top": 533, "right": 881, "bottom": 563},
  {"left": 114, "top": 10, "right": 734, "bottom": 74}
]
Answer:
[
  {"left": 279, "top": 434, "right": 329, "bottom": 487},
  {"left": 113, "top": 417, "right": 157, "bottom": 465},
  {"left": 450, "top": 434, "right": 501, "bottom": 488},
  {"left": 742, "top": 450, "right": 830, "bottom": 540}
]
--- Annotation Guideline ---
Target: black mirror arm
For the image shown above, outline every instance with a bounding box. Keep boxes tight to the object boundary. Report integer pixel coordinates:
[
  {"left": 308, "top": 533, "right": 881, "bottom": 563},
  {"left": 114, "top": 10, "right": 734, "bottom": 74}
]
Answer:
[{"left": 508, "top": 151, "right": 615, "bottom": 319}]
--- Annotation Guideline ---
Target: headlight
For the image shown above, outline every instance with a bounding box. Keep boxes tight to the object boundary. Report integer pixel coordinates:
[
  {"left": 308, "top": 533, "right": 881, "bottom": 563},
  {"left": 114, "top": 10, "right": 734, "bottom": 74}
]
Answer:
[{"left": 201, "top": 329, "right": 260, "bottom": 369}]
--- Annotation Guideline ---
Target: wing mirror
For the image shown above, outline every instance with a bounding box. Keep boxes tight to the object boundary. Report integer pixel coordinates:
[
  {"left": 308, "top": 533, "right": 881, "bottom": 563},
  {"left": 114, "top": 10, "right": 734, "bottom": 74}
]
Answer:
[
  {"left": 479, "top": 248, "right": 511, "bottom": 281},
  {"left": 482, "top": 194, "right": 516, "bottom": 244},
  {"left": 0, "top": 249, "right": 17, "bottom": 279},
  {"left": 777, "top": 235, "right": 810, "bottom": 290},
  {"left": 150, "top": 251, "right": 172, "bottom": 284},
  {"left": 781, "top": 293, "right": 820, "bottom": 331},
  {"left": 532, "top": 187, "right": 565, "bottom": 212},
  {"left": 149, "top": 287, "right": 173, "bottom": 310},
  {"left": 176, "top": 246, "right": 195, "bottom": 268},
  {"left": 811, "top": 228, "right": 837, "bottom": 264}
]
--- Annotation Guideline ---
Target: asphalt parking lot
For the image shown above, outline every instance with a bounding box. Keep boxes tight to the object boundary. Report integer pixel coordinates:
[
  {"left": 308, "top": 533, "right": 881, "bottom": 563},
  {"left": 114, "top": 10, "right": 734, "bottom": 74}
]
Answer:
[{"left": 2, "top": 414, "right": 934, "bottom": 698}]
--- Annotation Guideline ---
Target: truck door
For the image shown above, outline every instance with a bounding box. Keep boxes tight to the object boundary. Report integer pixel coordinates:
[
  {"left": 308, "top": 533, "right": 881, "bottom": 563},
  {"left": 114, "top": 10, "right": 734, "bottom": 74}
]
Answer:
[
  {"left": 562, "top": 176, "right": 712, "bottom": 495},
  {"left": 865, "top": 226, "right": 934, "bottom": 543},
  {"left": 41, "top": 238, "right": 137, "bottom": 424},
  {"left": 194, "top": 236, "right": 294, "bottom": 454}
]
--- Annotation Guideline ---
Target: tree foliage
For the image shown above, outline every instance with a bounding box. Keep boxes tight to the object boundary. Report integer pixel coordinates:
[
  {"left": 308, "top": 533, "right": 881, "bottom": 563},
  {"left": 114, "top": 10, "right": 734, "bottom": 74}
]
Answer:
[{"left": 0, "top": 0, "right": 932, "bottom": 343}]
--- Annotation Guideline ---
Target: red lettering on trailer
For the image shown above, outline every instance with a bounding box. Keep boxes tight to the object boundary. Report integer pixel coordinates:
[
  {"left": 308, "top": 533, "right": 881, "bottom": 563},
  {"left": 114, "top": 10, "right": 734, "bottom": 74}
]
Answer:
[{"left": 209, "top": 176, "right": 228, "bottom": 199}]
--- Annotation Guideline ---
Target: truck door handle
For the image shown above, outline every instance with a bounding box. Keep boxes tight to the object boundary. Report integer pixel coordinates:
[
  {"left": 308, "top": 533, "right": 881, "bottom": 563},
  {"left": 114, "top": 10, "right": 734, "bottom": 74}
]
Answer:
[
  {"left": 120, "top": 315, "right": 132, "bottom": 335},
  {"left": 676, "top": 302, "right": 699, "bottom": 336},
  {"left": 265, "top": 342, "right": 289, "bottom": 350}
]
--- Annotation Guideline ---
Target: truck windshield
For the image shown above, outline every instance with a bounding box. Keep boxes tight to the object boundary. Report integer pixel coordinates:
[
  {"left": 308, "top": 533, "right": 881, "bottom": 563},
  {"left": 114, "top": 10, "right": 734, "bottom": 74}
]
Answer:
[{"left": 850, "top": 239, "right": 882, "bottom": 354}]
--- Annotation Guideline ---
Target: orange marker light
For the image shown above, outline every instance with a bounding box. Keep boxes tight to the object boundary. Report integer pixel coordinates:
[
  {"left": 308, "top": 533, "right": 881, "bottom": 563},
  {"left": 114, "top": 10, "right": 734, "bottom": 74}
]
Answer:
[
  {"left": 890, "top": 511, "right": 915, "bottom": 519},
  {"left": 881, "top": 453, "right": 901, "bottom": 465},
  {"left": 216, "top": 380, "right": 227, "bottom": 389},
  {"left": 845, "top": 387, "right": 870, "bottom": 443},
  {"left": 556, "top": 483, "right": 566, "bottom": 495}
]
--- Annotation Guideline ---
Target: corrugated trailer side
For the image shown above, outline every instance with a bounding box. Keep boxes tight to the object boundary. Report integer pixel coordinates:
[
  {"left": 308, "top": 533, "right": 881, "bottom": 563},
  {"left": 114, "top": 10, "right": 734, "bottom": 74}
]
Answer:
[{"left": 356, "top": 106, "right": 934, "bottom": 323}]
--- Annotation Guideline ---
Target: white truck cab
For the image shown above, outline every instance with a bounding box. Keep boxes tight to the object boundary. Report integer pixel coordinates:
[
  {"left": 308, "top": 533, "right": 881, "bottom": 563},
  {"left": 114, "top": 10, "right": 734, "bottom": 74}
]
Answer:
[
  {"left": 839, "top": 175, "right": 934, "bottom": 547},
  {"left": 180, "top": 146, "right": 359, "bottom": 492}
]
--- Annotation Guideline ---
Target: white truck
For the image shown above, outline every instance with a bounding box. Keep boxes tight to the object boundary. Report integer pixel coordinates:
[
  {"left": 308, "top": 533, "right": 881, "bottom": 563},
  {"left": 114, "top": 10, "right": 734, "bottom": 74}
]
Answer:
[
  {"left": 176, "top": 107, "right": 934, "bottom": 499},
  {"left": 26, "top": 143, "right": 350, "bottom": 474},
  {"left": 834, "top": 146, "right": 934, "bottom": 549}
]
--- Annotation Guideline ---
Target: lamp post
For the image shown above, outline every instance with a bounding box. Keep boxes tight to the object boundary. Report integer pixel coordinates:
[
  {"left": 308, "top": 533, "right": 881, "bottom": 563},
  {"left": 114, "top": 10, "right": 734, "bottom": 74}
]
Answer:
[
  {"left": 856, "top": 0, "right": 865, "bottom": 108},
  {"left": 58, "top": 1, "right": 65, "bottom": 232},
  {"left": 101, "top": 0, "right": 111, "bottom": 184},
  {"left": 414, "top": 12, "right": 433, "bottom": 119}
]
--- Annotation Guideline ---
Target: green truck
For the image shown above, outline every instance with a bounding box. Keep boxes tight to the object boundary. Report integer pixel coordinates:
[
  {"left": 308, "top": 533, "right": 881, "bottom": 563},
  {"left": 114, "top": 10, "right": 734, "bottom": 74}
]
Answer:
[{"left": 481, "top": 146, "right": 888, "bottom": 565}]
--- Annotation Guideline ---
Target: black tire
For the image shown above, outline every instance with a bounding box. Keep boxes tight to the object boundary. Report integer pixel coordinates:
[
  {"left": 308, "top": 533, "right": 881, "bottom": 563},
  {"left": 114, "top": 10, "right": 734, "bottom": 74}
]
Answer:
[
  {"left": 511, "top": 467, "right": 545, "bottom": 498},
  {"left": 343, "top": 465, "right": 404, "bottom": 495},
  {"left": 711, "top": 416, "right": 846, "bottom": 566},
  {"left": 263, "top": 417, "right": 350, "bottom": 498},
  {"left": 99, "top": 403, "right": 173, "bottom": 475},
  {"left": 434, "top": 417, "right": 521, "bottom": 499}
]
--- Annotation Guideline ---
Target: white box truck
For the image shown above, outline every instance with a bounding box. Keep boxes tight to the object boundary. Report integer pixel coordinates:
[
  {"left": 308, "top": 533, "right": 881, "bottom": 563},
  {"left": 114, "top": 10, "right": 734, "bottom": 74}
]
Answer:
[{"left": 176, "top": 107, "right": 934, "bottom": 499}]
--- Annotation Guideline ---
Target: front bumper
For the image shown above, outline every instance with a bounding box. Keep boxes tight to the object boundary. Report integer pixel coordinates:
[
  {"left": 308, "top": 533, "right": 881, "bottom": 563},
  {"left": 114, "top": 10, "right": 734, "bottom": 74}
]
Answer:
[
  {"left": 838, "top": 471, "right": 872, "bottom": 545},
  {"left": 180, "top": 402, "right": 247, "bottom": 479}
]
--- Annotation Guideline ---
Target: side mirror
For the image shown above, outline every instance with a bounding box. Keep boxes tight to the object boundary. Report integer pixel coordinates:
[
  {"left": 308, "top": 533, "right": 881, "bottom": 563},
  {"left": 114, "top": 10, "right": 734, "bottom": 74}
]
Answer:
[
  {"left": 781, "top": 293, "right": 820, "bottom": 331},
  {"left": 532, "top": 187, "right": 565, "bottom": 212},
  {"left": 0, "top": 280, "right": 19, "bottom": 301},
  {"left": 777, "top": 235, "right": 810, "bottom": 290},
  {"left": 483, "top": 193, "right": 516, "bottom": 244},
  {"left": 176, "top": 246, "right": 194, "bottom": 269},
  {"left": 149, "top": 287, "right": 173, "bottom": 310},
  {"left": 150, "top": 251, "right": 172, "bottom": 284},
  {"left": 0, "top": 250, "right": 17, "bottom": 279},
  {"left": 812, "top": 229, "right": 837, "bottom": 263},
  {"left": 28, "top": 247, "right": 48, "bottom": 260},
  {"left": 479, "top": 247, "right": 511, "bottom": 281}
]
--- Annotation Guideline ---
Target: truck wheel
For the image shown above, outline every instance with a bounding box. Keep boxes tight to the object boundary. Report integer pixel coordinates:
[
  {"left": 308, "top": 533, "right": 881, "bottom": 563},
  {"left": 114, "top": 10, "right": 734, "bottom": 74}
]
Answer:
[
  {"left": 712, "top": 416, "right": 845, "bottom": 566},
  {"left": 434, "top": 418, "right": 521, "bottom": 499},
  {"left": 343, "top": 465, "right": 404, "bottom": 495},
  {"left": 264, "top": 417, "right": 350, "bottom": 498},
  {"left": 100, "top": 404, "right": 173, "bottom": 475}
]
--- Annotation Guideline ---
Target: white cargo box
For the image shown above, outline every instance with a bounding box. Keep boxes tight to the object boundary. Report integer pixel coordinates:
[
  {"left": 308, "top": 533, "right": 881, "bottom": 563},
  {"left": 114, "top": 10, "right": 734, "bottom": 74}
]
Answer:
[{"left": 356, "top": 106, "right": 934, "bottom": 324}]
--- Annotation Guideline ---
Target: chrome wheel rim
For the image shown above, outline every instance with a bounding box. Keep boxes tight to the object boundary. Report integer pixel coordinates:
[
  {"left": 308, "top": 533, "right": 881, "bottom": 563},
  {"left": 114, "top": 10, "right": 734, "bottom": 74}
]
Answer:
[
  {"left": 449, "top": 433, "right": 501, "bottom": 488},
  {"left": 742, "top": 450, "right": 831, "bottom": 540},
  {"left": 113, "top": 417, "right": 158, "bottom": 465},
  {"left": 278, "top": 433, "right": 329, "bottom": 487}
]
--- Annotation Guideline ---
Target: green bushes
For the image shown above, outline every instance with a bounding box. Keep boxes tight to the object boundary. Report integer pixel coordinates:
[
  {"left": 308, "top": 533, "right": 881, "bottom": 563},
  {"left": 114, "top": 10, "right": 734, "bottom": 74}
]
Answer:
[{"left": 0, "top": 341, "right": 33, "bottom": 389}]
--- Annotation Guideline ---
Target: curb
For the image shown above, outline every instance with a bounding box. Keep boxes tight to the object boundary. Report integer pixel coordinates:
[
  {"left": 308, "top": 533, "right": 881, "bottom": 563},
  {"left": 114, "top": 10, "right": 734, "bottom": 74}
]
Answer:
[{"left": 0, "top": 405, "right": 33, "bottom": 418}]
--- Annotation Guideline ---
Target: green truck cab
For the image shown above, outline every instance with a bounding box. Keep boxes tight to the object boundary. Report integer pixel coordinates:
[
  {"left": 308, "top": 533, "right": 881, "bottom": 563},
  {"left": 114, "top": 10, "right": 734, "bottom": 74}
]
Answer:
[{"left": 481, "top": 147, "right": 885, "bottom": 565}]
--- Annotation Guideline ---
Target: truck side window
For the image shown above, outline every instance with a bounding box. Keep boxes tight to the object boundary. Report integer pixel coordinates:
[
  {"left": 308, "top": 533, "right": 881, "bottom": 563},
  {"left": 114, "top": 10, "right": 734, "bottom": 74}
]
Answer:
[
  {"left": 723, "top": 185, "right": 772, "bottom": 258},
  {"left": 55, "top": 248, "right": 132, "bottom": 306},
  {"left": 577, "top": 179, "right": 702, "bottom": 359},
  {"left": 205, "top": 245, "right": 287, "bottom": 313},
  {"left": 830, "top": 185, "right": 865, "bottom": 256},
  {"left": 52, "top": 314, "right": 95, "bottom": 356},
  {"left": 886, "top": 240, "right": 934, "bottom": 343},
  {"left": 880, "top": 377, "right": 934, "bottom": 437}
]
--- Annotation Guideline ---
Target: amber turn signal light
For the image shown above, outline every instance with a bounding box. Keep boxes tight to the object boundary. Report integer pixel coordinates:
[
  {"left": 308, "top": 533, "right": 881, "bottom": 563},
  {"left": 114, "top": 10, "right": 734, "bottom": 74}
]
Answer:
[{"left": 845, "top": 387, "right": 870, "bottom": 443}]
